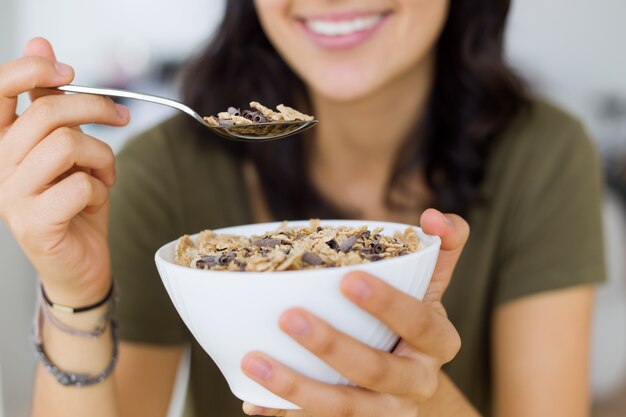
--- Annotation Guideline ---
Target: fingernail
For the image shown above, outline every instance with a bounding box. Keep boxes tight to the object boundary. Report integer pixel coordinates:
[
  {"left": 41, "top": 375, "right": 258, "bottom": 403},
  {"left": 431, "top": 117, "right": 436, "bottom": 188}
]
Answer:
[
  {"left": 115, "top": 104, "right": 130, "bottom": 119},
  {"left": 441, "top": 213, "right": 453, "bottom": 226},
  {"left": 247, "top": 406, "right": 266, "bottom": 415},
  {"left": 243, "top": 403, "right": 267, "bottom": 415},
  {"left": 283, "top": 312, "right": 310, "bottom": 337},
  {"left": 244, "top": 356, "right": 272, "bottom": 380},
  {"left": 344, "top": 276, "right": 371, "bottom": 299},
  {"left": 55, "top": 62, "right": 73, "bottom": 77}
]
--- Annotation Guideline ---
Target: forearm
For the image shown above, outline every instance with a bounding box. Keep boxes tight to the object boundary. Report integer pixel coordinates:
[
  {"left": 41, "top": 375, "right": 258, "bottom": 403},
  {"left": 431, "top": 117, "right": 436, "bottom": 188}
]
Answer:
[
  {"left": 419, "top": 372, "right": 481, "bottom": 417},
  {"left": 31, "top": 304, "right": 120, "bottom": 417}
]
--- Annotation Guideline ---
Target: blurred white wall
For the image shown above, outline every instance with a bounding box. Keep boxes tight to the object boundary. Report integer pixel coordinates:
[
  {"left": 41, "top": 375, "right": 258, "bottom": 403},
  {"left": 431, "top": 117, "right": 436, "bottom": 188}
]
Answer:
[
  {"left": 0, "top": 0, "right": 16, "bottom": 61},
  {"left": 13, "top": 0, "right": 225, "bottom": 84},
  {"left": 0, "top": 1, "right": 36, "bottom": 416},
  {"left": 507, "top": 0, "right": 626, "bottom": 152}
]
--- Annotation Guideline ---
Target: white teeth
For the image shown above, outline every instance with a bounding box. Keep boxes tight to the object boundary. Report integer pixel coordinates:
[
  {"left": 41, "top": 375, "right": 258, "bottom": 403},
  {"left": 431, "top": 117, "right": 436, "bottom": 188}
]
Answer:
[{"left": 305, "top": 14, "right": 383, "bottom": 37}]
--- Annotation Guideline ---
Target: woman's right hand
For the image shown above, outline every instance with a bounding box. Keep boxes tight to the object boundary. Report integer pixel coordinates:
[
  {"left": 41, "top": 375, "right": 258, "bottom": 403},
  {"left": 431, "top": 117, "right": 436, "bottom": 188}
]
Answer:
[{"left": 0, "top": 38, "right": 130, "bottom": 307}]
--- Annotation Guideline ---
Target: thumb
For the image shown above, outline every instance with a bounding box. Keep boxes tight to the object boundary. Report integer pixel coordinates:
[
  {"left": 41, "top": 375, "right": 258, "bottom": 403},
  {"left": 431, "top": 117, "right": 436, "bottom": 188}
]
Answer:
[
  {"left": 420, "top": 208, "right": 469, "bottom": 303},
  {"left": 24, "top": 36, "right": 57, "bottom": 61},
  {"left": 23, "top": 37, "right": 72, "bottom": 102}
]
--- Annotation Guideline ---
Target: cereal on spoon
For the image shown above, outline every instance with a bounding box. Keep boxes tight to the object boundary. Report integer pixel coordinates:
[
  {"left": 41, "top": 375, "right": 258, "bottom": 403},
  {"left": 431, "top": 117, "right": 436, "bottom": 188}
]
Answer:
[{"left": 204, "top": 101, "right": 314, "bottom": 127}]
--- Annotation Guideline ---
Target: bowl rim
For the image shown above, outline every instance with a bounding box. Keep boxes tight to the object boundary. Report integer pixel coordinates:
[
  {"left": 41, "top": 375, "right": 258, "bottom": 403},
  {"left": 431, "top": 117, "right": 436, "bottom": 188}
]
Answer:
[{"left": 155, "top": 219, "right": 441, "bottom": 278}]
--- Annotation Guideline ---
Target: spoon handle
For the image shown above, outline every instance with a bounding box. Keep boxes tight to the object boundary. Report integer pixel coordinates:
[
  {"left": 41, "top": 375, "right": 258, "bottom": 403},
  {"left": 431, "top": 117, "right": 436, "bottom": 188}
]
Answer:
[{"left": 56, "top": 84, "right": 206, "bottom": 125}]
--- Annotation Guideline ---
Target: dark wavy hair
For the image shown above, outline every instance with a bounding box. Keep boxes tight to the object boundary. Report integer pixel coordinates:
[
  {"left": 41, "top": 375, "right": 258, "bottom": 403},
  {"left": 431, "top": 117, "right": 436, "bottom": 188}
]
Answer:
[{"left": 181, "top": 1, "right": 527, "bottom": 220}]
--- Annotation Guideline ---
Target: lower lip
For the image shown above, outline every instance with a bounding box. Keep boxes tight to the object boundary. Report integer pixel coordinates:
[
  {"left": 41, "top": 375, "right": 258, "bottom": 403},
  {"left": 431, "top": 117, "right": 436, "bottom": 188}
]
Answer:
[{"left": 299, "top": 15, "right": 389, "bottom": 50}]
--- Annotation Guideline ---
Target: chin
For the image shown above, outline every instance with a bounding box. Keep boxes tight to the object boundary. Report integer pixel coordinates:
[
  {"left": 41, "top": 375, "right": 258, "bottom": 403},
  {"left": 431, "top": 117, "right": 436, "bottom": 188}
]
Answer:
[{"left": 305, "top": 66, "right": 384, "bottom": 104}]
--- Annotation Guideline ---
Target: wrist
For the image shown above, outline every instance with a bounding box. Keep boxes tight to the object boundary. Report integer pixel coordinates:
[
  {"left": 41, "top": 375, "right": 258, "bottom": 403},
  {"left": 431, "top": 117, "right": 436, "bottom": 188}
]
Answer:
[
  {"left": 40, "top": 279, "right": 115, "bottom": 332},
  {"left": 40, "top": 275, "right": 113, "bottom": 310}
]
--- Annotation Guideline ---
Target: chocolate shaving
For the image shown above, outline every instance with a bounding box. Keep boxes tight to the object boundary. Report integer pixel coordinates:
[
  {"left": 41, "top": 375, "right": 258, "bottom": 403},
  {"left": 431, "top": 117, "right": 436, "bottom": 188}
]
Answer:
[
  {"left": 196, "top": 255, "right": 221, "bottom": 268},
  {"left": 326, "top": 239, "right": 339, "bottom": 251},
  {"left": 339, "top": 236, "right": 357, "bottom": 253},
  {"left": 253, "top": 113, "right": 267, "bottom": 123},
  {"left": 303, "top": 252, "right": 324, "bottom": 266},
  {"left": 372, "top": 243, "right": 385, "bottom": 254},
  {"left": 242, "top": 110, "right": 257, "bottom": 120},
  {"left": 252, "top": 238, "right": 284, "bottom": 247}
]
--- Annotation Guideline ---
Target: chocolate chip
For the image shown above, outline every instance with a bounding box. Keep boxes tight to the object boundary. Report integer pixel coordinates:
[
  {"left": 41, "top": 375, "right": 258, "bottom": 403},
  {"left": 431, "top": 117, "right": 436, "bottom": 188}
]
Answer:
[
  {"left": 303, "top": 252, "right": 323, "bottom": 266},
  {"left": 252, "top": 238, "right": 283, "bottom": 247},
  {"left": 339, "top": 236, "right": 357, "bottom": 253},
  {"left": 326, "top": 239, "right": 339, "bottom": 251},
  {"left": 316, "top": 226, "right": 323, "bottom": 232}
]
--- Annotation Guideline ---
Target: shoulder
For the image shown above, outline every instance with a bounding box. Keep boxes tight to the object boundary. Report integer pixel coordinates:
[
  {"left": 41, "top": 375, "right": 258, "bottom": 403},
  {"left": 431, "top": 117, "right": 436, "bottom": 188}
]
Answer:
[
  {"left": 493, "top": 97, "right": 595, "bottom": 166},
  {"left": 487, "top": 97, "right": 600, "bottom": 191}
]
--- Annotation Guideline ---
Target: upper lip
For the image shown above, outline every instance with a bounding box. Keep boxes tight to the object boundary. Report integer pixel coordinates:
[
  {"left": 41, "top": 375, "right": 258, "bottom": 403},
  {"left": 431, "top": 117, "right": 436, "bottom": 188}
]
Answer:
[{"left": 296, "top": 10, "right": 392, "bottom": 22}]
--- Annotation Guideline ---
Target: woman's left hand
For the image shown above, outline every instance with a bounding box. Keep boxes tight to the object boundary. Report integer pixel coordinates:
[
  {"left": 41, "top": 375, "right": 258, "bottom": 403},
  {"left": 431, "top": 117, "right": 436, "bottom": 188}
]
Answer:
[{"left": 240, "top": 209, "right": 470, "bottom": 417}]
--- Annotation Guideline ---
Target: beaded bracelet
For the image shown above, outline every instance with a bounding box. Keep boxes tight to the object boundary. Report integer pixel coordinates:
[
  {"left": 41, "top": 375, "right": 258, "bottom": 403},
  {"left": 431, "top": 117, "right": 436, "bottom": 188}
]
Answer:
[{"left": 33, "top": 302, "right": 119, "bottom": 387}]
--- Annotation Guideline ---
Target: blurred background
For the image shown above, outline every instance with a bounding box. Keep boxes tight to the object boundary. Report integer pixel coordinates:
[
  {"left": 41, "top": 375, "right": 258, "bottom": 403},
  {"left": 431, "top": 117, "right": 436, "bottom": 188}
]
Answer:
[{"left": 0, "top": 0, "right": 625, "bottom": 416}]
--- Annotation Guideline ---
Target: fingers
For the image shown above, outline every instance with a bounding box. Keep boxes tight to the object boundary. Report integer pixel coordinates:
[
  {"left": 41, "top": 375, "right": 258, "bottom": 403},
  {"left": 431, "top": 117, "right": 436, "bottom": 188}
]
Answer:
[
  {"left": 0, "top": 93, "right": 129, "bottom": 168},
  {"left": 0, "top": 54, "right": 74, "bottom": 128},
  {"left": 278, "top": 308, "right": 439, "bottom": 400},
  {"left": 34, "top": 171, "right": 109, "bottom": 226},
  {"left": 242, "top": 402, "right": 307, "bottom": 416},
  {"left": 341, "top": 272, "right": 461, "bottom": 363},
  {"left": 23, "top": 37, "right": 66, "bottom": 103},
  {"left": 8, "top": 127, "right": 116, "bottom": 194},
  {"left": 241, "top": 353, "right": 396, "bottom": 417},
  {"left": 419, "top": 209, "right": 469, "bottom": 303}
]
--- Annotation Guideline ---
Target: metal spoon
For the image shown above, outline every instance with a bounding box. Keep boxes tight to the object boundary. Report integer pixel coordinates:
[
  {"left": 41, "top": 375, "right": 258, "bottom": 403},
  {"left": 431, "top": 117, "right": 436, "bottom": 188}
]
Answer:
[{"left": 56, "top": 85, "right": 318, "bottom": 142}]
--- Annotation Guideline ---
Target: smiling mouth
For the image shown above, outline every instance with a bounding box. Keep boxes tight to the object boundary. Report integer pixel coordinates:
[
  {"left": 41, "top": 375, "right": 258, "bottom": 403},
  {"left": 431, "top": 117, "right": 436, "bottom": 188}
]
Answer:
[
  {"left": 304, "top": 12, "right": 387, "bottom": 36},
  {"left": 298, "top": 11, "right": 392, "bottom": 49}
]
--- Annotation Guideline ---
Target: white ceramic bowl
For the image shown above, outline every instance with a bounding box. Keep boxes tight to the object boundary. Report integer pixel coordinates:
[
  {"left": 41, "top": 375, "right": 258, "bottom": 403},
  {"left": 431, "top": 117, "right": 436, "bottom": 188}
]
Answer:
[{"left": 155, "top": 220, "right": 441, "bottom": 409}]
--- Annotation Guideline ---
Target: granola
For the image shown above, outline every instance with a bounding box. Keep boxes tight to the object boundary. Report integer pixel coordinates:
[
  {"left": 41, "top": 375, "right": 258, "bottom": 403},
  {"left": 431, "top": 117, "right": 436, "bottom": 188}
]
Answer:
[
  {"left": 174, "top": 220, "right": 422, "bottom": 272},
  {"left": 203, "top": 101, "right": 314, "bottom": 126}
]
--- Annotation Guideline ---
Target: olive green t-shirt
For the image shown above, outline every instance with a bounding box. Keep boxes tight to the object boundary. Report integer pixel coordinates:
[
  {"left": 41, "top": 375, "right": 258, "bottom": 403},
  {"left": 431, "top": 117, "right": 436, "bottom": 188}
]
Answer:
[{"left": 110, "top": 99, "right": 606, "bottom": 416}]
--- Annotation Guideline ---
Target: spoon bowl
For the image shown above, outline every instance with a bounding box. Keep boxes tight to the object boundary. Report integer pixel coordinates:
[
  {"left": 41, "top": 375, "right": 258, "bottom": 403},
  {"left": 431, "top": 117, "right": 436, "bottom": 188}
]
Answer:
[
  {"left": 209, "top": 120, "right": 318, "bottom": 142},
  {"left": 56, "top": 85, "right": 317, "bottom": 142}
]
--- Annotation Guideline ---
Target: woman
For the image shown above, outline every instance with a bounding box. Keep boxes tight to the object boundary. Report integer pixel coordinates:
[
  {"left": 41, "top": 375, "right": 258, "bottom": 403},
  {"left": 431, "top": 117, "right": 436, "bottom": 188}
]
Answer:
[{"left": 0, "top": 1, "right": 605, "bottom": 416}]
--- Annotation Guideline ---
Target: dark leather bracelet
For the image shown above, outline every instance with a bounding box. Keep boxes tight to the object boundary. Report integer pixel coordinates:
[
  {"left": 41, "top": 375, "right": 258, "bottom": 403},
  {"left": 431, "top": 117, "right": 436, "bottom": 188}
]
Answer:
[{"left": 41, "top": 281, "right": 114, "bottom": 314}]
